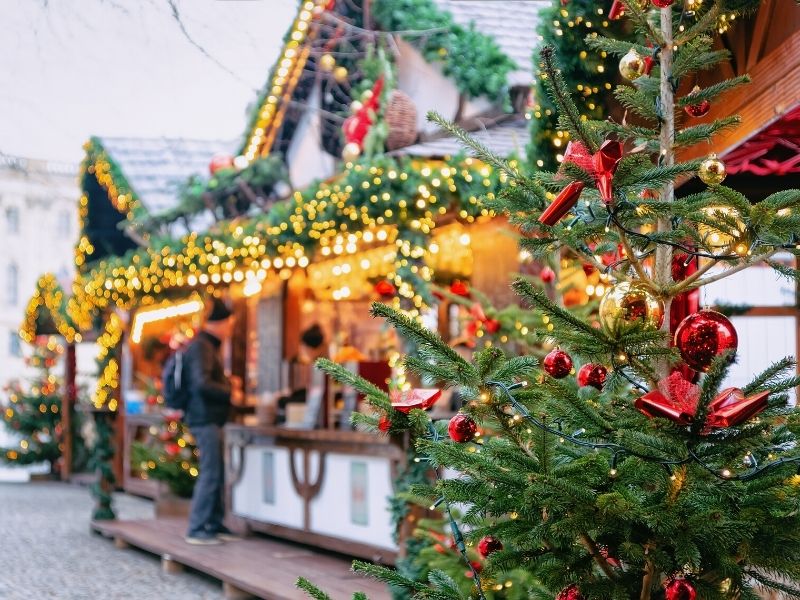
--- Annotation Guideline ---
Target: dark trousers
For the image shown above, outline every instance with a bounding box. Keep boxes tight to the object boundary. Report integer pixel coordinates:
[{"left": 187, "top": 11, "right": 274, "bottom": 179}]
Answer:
[{"left": 187, "top": 424, "right": 225, "bottom": 537}]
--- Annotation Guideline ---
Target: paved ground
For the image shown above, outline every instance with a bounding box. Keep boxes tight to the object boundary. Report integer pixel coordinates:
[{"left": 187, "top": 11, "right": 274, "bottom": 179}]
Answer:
[{"left": 0, "top": 481, "right": 224, "bottom": 599}]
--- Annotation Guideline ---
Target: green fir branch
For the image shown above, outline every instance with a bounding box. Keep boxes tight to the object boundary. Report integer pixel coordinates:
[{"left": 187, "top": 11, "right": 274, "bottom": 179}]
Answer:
[
  {"left": 296, "top": 577, "right": 333, "bottom": 600},
  {"left": 677, "top": 75, "right": 751, "bottom": 106}
]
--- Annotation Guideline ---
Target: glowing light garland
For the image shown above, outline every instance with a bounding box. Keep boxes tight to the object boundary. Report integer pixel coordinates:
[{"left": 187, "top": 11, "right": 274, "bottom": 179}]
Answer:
[{"left": 19, "top": 274, "right": 81, "bottom": 344}]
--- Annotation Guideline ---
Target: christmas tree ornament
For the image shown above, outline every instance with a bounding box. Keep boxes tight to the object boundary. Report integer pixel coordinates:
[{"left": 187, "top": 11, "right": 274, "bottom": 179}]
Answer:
[
  {"left": 684, "top": 86, "right": 711, "bottom": 117},
  {"left": 319, "top": 53, "right": 336, "bottom": 72},
  {"left": 448, "top": 413, "right": 478, "bottom": 443},
  {"left": 333, "top": 66, "right": 349, "bottom": 83},
  {"left": 698, "top": 153, "right": 727, "bottom": 185},
  {"left": 374, "top": 279, "right": 397, "bottom": 298},
  {"left": 208, "top": 154, "right": 235, "bottom": 175},
  {"left": 450, "top": 280, "right": 470, "bottom": 297},
  {"left": 540, "top": 266, "right": 555, "bottom": 283},
  {"left": 477, "top": 535, "right": 503, "bottom": 558},
  {"left": 582, "top": 263, "right": 595, "bottom": 276},
  {"left": 609, "top": 0, "right": 648, "bottom": 19},
  {"left": 664, "top": 577, "right": 696, "bottom": 600},
  {"left": 635, "top": 371, "right": 700, "bottom": 425},
  {"left": 619, "top": 47, "right": 647, "bottom": 80},
  {"left": 652, "top": 0, "right": 675, "bottom": 6},
  {"left": 543, "top": 349, "right": 574, "bottom": 378},
  {"left": 539, "top": 181, "right": 585, "bottom": 226},
  {"left": 556, "top": 584, "right": 584, "bottom": 600},
  {"left": 674, "top": 309, "right": 738, "bottom": 372},
  {"left": 577, "top": 363, "right": 608, "bottom": 390},
  {"left": 342, "top": 142, "right": 361, "bottom": 162},
  {"left": 593, "top": 139, "right": 624, "bottom": 204},
  {"left": 390, "top": 389, "right": 442, "bottom": 414},
  {"left": 350, "top": 100, "right": 363, "bottom": 114},
  {"left": 705, "top": 387, "right": 769, "bottom": 429},
  {"left": 599, "top": 282, "right": 665, "bottom": 337},
  {"left": 378, "top": 415, "right": 391, "bottom": 432}
]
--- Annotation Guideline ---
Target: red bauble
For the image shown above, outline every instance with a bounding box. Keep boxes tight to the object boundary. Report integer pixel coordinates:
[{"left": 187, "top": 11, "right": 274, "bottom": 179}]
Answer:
[
  {"left": 556, "top": 584, "right": 584, "bottom": 600},
  {"left": 674, "top": 309, "right": 738, "bottom": 372},
  {"left": 448, "top": 413, "right": 478, "bottom": 443},
  {"left": 209, "top": 154, "right": 235, "bottom": 175},
  {"left": 378, "top": 415, "right": 391, "bottom": 432},
  {"left": 540, "top": 266, "right": 555, "bottom": 284},
  {"left": 543, "top": 349, "right": 573, "bottom": 379},
  {"left": 477, "top": 535, "right": 503, "bottom": 558},
  {"left": 483, "top": 318, "right": 501, "bottom": 334},
  {"left": 685, "top": 99, "right": 711, "bottom": 118},
  {"left": 577, "top": 363, "right": 608, "bottom": 390},
  {"left": 652, "top": 0, "right": 675, "bottom": 6},
  {"left": 664, "top": 577, "right": 696, "bottom": 600},
  {"left": 450, "top": 280, "right": 470, "bottom": 297},
  {"left": 374, "top": 279, "right": 397, "bottom": 298},
  {"left": 582, "top": 263, "right": 594, "bottom": 276},
  {"left": 165, "top": 443, "right": 181, "bottom": 457}
]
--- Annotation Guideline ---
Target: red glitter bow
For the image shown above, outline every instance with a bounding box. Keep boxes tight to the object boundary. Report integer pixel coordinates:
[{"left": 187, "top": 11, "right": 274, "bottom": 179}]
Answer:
[
  {"left": 635, "top": 372, "right": 769, "bottom": 429},
  {"left": 390, "top": 388, "right": 442, "bottom": 413},
  {"left": 538, "top": 140, "right": 624, "bottom": 226}
]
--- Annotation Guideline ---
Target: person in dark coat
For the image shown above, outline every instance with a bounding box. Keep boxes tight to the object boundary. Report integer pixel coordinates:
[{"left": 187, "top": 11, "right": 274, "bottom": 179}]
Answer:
[{"left": 183, "top": 297, "right": 241, "bottom": 545}]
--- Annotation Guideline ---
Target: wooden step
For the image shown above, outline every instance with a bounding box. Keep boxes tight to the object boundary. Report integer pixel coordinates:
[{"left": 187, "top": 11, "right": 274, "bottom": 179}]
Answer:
[{"left": 91, "top": 518, "right": 389, "bottom": 600}]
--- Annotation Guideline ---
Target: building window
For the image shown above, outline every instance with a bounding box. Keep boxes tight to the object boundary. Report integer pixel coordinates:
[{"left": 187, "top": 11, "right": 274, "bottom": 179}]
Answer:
[
  {"left": 57, "top": 210, "right": 71, "bottom": 237},
  {"left": 7, "top": 263, "right": 18, "bottom": 306},
  {"left": 9, "top": 331, "right": 21, "bottom": 358},
  {"left": 6, "top": 206, "right": 19, "bottom": 234}
]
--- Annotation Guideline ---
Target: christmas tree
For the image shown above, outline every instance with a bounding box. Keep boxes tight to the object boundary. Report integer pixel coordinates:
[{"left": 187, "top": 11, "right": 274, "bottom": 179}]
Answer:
[
  {"left": 131, "top": 412, "right": 198, "bottom": 498},
  {"left": 301, "top": 2, "right": 800, "bottom": 599},
  {"left": 1, "top": 338, "right": 67, "bottom": 470}
]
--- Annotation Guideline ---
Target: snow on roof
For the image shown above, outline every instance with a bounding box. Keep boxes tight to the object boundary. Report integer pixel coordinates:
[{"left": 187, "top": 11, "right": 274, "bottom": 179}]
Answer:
[{"left": 396, "top": 118, "right": 529, "bottom": 159}]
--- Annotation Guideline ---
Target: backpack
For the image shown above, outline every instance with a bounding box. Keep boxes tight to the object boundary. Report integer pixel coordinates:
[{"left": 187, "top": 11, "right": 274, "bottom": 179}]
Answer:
[{"left": 162, "top": 350, "right": 189, "bottom": 412}]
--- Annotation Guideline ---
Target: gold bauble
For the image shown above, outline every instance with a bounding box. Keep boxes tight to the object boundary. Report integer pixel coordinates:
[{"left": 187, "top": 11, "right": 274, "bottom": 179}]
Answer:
[
  {"left": 619, "top": 47, "right": 646, "bottom": 80},
  {"left": 698, "top": 153, "right": 727, "bottom": 185},
  {"left": 599, "top": 282, "right": 665, "bottom": 337},
  {"left": 319, "top": 53, "right": 336, "bottom": 72},
  {"left": 698, "top": 205, "right": 746, "bottom": 254},
  {"left": 333, "top": 66, "right": 349, "bottom": 83},
  {"left": 342, "top": 142, "right": 361, "bottom": 162}
]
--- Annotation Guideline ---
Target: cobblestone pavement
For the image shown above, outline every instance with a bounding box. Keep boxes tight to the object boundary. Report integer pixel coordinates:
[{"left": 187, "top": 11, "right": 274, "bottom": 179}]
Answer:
[{"left": 0, "top": 481, "right": 223, "bottom": 599}]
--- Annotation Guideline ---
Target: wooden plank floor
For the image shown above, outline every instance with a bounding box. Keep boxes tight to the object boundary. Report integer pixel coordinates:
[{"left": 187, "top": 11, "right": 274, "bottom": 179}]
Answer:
[{"left": 92, "top": 518, "right": 390, "bottom": 600}]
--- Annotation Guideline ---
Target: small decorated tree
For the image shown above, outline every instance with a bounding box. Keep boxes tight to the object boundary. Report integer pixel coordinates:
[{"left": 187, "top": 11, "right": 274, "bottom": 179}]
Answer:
[{"left": 131, "top": 412, "right": 198, "bottom": 498}]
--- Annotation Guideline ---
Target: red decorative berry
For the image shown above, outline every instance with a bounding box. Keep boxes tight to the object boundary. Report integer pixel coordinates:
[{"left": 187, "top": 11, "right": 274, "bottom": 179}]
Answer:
[
  {"left": 652, "top": 0, "right": 674, "bottom": 7},
  {"left": 664, "top": 577, "right": 696, "bottom": 600},
  {"left": 577, "top": 363, "right": 608, "bottom": 390},
  {"left": 448, "top": 413, "right": 478, "bottom": 443},
  {"left": 543, "top": 349, "right": 573, "bottom": 379},
  {"left": 582, "top": 263, "right": 594, "bottom": 276},
  {"left": 378, "top": 415, "right": 391, "bottom": 432},
  {"left": 556, "top": 584, "right": 584, "bottom": 600},
  {"left": 540, "top": 266, "right": 555, "bottom": 284},
  {"left": 477, "top": 535, "right": 503, "bottom": 558}
]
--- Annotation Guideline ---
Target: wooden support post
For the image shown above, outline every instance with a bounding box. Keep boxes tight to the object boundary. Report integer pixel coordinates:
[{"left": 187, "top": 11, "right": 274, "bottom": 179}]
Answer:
[
  {"left": 161, "top": 554, "right": 184, "bottom": 575},
  {"left": 61, "top": 343, "right": 76, "bottom": 481},
  {"left": 223, "top": 582, "right": 255, "bottom": 600}
]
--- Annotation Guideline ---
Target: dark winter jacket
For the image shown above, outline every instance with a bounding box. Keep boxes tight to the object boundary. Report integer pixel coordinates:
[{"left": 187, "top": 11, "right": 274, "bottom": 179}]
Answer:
[{"left": 182, "top": 331, "right": 231, "bottom": 427}]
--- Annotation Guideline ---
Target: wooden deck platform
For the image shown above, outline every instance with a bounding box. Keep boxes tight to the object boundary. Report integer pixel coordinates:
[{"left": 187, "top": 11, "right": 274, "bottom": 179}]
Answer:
[{"left": 91, "top": 518, "right": 391, "bottom": 600}]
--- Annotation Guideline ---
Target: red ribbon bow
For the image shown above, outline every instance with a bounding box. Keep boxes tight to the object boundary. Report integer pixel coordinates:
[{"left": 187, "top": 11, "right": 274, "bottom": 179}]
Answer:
[
  {"left": 538, "top": 140, "right": 624, "bottom": 226},
  {"left": 390, "top": 388, "right": 442, "bottom": 414},
  {"left": 343, "top": 76, "right": 384, "bottom": 148},
  {"left": 635, "top": 372, "right": 769, "bottom": 430}
]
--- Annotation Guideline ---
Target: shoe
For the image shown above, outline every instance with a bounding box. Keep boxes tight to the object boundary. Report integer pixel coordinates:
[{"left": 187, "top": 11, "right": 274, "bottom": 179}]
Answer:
[
  {"left": 211, "top": 526, "right": 240, "bottom": 541},
  {"left": 185, "top": 532, "right": 223, "bottom": 545}
]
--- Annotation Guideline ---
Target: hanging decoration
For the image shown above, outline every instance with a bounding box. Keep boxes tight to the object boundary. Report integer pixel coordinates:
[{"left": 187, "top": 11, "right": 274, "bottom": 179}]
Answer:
[
  {"left": 448, "top": 413, "right": 478, "bottom": 443},
  {"left": 390, "top": 388, "right": 442, "bottom": 413},
  {"left": 674, "top": 309, "right": 738, "bottom": 372},
  {"left": 375, "top": 279, "right": 397, "bottom": 299},
  {"left": 663, "top": 577, "right": 696, "bottom": 600},
  {"left": 577, "top": 363, "right": 608, "bottom": 390},
  {"left": 698, "top": 153, "right": 727, "bottom": 185},
  {"left": 618, "top": 47, "right": 648, "bottom": 80},
  {"left": 556, "top": 584, "right": 585, "bottom": 600},
  {"left": 683, "top": 85, "right": 711, "bottom": 118},
  {"left": 208, "top": 154, "right": 235, "bottom": 175},
  {"left": 477, "top": 535, "right": 503, "bottom": 558},
  {"left": 598, "top": 282, "right": 665, "bottom": 337},
  {"left": 543, "top": 349, "right": 574, "bottom": 379},
  {"left": 341, "top": 76, "right": 384, "bottom": 160},
  {"left": 538, "top": 140, "right": 624, "bottom": 225}
]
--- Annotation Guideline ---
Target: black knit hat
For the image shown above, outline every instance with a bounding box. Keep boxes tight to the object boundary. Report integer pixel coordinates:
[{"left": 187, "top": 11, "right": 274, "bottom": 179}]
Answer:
[
  {"left": 300, "top": 324, "right": 325, "bottom": 349},
  {"left": 207, "top": 297, "right": 233, "bottom": 322}
]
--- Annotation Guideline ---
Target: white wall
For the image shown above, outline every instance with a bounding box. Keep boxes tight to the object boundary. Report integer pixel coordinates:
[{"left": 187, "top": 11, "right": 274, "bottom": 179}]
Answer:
[
  {"left": 0, "top": 156, "right": 79, "bottom": 480},
  {"left": 287, "top": 86, "right": 337, "bottom": 190}
]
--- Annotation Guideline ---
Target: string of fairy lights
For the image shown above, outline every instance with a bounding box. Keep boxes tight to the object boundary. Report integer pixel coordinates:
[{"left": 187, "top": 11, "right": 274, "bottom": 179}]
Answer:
[{"left": 20, "top": 274, "right": 81, "bottom": 344}]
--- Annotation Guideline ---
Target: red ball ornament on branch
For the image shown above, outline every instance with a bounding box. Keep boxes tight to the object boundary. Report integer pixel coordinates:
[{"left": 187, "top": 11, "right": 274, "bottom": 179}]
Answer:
[
  {"left": 449, "top": 280, "right": 470, "bottom": 297},
  {"left": 378, "top": 415, "right": 391, "bottom": 432},
  {"left": 543, "top": 349, "right": 573, "bottom": 379},
  {"left": 374, "top": 279, "right": 397, "bottom": 299},
  {"left": 684, "top": 86, "right": 711, "bottom": 118},
  {"left": 448, "top": 413, "right": 478, "bottom": 443},
  {"left": 556, "top": 584, "right": 584, "bottom": 600},
  {"left": 674, "top": 309, "right": 738, "bottom": 372},
  {"left": 477, "top": 535, "right": 503, "bottom": 558},
  {"left": 209, "top": 154, "right": 235, "bottom": 175},
  {"left": 664, "top": 577, "right": 696, "bottom": 600},
  {"left": 540, "top": 266, "right": 555, "bottom": 284},
  {"left": 652, "top": 0, "right": 675, "bottom": 7},
  {"left": 577, "top": 363, "right": 608, "bottom": 390}
]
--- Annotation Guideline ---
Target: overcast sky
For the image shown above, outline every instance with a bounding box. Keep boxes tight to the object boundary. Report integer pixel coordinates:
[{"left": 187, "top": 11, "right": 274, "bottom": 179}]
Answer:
[{"left": 0, "top": 0, "right": 298, "bottom": 164}]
